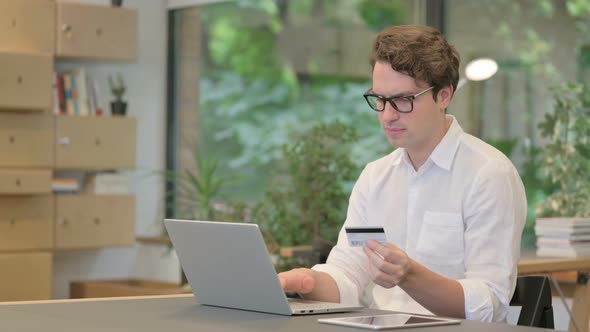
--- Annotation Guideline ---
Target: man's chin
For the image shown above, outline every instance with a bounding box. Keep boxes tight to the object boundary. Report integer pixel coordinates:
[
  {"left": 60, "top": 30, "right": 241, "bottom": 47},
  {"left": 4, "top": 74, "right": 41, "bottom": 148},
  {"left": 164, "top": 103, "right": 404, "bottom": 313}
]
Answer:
[{"left": 386, "top": 137, "right": 404, "bottom": 148}]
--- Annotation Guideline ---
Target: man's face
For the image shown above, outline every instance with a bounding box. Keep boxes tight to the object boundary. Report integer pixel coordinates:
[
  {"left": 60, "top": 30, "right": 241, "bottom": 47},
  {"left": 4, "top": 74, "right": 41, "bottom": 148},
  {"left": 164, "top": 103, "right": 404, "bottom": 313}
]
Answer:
[{"left": 371, "top": 62, "right": 450, "bottom": 153}]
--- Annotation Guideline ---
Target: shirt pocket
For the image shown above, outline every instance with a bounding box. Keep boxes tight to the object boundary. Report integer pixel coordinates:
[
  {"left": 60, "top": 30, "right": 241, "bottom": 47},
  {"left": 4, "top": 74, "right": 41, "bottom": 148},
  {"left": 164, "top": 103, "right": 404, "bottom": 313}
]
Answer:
[{"left": 416, "top": 211, "right": 464, "bottom": 265}]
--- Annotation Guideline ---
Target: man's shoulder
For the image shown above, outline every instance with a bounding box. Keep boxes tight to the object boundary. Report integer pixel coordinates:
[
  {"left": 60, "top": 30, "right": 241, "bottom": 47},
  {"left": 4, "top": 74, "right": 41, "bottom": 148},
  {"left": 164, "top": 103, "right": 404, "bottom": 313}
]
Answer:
[
  {"left": 455, "top": 134, "right": 522, "bottom": 187},
  {"left": 458, "top": 132, "right": 515, "bottom": 169}
]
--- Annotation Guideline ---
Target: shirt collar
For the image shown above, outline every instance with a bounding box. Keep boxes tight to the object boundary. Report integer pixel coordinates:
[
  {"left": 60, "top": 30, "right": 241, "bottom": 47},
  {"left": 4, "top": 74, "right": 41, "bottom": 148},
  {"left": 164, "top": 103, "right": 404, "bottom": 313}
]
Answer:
[
  {"left": 390, "top": 115, "right": 463, "bottom": 171},
  {"left": 390, "top": 147, "right": 414, "bottom": 168},
  {"left": 429, "top": 114, "right": 463, "bottom": 171}
]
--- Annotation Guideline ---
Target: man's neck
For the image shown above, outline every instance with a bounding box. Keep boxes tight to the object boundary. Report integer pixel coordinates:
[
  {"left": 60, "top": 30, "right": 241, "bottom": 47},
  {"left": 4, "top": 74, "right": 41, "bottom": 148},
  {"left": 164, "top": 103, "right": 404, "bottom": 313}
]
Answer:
[{"left": 407, "top": 117, "right": 451, "bottom": 171}]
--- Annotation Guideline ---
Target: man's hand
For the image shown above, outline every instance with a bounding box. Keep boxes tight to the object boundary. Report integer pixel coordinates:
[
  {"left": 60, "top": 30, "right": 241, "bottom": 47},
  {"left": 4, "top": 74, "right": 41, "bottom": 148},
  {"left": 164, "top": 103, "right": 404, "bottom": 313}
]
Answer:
[
  {"left": 278, "top": 268, "right": 340, "bottom": 302},
  {"left": 363, "top": 240, "right": 412, "bottom": 288},
  {"left": 278, "top": 268, "right": 317, "bottom": 294}
]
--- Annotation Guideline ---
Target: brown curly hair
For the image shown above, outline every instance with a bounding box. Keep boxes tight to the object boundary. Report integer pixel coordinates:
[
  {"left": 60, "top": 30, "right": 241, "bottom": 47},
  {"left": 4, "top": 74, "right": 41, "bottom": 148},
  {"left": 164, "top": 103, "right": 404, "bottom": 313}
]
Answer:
[{"left": 370, "top": 25, "right": 460, "bottom": 100}]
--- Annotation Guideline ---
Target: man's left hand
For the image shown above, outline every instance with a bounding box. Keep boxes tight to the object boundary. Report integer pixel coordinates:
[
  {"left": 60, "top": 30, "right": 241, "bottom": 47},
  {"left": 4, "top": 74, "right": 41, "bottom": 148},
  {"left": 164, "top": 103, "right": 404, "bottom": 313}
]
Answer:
[{"left": 363, "top": 240, "right": 412, "bottom": 288}]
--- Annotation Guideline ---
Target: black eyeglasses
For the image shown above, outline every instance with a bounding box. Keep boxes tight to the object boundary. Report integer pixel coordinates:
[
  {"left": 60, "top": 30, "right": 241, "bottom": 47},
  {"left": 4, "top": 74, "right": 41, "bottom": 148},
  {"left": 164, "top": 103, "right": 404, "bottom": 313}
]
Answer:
[{"left": 363, "top": 86, "right": 434, "bottom": 113}]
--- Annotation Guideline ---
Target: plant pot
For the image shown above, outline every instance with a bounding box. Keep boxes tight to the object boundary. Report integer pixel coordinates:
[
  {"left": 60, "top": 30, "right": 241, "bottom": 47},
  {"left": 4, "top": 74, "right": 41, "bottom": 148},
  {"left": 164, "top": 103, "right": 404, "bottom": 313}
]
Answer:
[
  {"left": 111, "top": 0, "right": 123, "bottom": 6},
  {"left": 110, "top": 100, "right": 127, "bottom": 116}
]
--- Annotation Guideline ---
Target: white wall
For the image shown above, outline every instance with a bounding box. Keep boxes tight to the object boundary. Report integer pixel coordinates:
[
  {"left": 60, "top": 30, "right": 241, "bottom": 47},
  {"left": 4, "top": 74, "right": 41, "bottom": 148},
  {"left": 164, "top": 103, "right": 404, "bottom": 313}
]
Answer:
[{"left": 53, "top": 0, "right": 180, "bottom": 299}]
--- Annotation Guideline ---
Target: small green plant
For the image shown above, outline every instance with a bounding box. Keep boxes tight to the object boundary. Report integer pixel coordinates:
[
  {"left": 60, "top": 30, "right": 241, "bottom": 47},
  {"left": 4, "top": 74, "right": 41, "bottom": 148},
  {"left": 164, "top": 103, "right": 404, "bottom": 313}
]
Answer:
[
  {"left": 164, "top": 148, "right": 243, "bottom": 222},
  {"left": 108, "top": 74, "right": 126, "bottom": 101},
  {"left": 536, "top": 82, "right": 590, "bottom": 218},
  {"left": 160, "top": 149, "right": 246, "bottom": 285},
  {"left": 252, "top": 122, "right": 360, "bottom": 269}
]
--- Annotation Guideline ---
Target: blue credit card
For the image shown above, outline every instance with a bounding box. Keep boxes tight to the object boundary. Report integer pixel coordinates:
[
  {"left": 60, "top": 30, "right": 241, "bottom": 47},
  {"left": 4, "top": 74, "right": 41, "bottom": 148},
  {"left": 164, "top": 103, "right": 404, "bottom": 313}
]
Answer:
[{"left": 345, "top": 226, "right": 386, "bottom": 247}]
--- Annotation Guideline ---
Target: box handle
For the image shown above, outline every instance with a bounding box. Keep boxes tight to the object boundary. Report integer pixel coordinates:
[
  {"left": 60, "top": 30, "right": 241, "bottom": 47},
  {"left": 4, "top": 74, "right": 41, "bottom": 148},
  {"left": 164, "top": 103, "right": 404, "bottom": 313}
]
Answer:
[
  {"left": 62, "top": 23, "right": 73, "bottom": 39},
  {"left": 58, "top": 218, "right": 69, "bottom": 227},
  {"left": 59, "top": 137, "right": 70, "bottom": 145}
]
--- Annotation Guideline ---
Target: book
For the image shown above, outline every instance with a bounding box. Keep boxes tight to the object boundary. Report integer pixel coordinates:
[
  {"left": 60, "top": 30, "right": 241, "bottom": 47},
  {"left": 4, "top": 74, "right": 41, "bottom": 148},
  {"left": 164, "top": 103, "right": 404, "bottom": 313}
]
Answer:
[
  {"left": 86, "top": 74, "right": 97, "bottom": 115},
  {"left": 56, "top": 72, "right": 66, "bottom": 115},
  {"left": 535, "top": 225, "right": 590, "bottom": 236},
  {"left": 70, "top": 73, "right": 79, "bottom": 115},
  {"left": 540, "top": 233, "right": 590, "bottom": 241},
  {"left": 536, "top": 246, "right": 590, "bottom": 258},
  {"left": 76, "top": 68, "right": 91, "bottom": 116},
  {"left": 536, "top": 218, "right": 590, "bottom": 227},
  {"left": 90, "top": 76, "right": 104, "bottom": 116},
  {"left": 63, "top": 73, "right": 75, "bottom": 116},
  {"left": 52, "top": 72, "right": 60, "bottom": 115},
  {"left": 537, "top": 238, "right": 590, "bottom": 248}
]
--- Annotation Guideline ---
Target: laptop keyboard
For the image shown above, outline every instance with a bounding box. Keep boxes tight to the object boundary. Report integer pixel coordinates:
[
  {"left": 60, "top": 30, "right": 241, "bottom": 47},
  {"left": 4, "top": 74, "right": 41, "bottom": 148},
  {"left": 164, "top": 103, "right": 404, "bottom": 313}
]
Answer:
[{"left": 288, "top": 298, "right": 343, "bottom": 310}]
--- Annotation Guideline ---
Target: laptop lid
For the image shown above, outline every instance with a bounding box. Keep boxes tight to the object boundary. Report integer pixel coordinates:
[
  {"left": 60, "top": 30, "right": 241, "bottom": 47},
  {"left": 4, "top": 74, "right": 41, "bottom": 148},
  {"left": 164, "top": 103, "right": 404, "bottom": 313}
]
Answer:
[{"left": 164, "top": 219, "right": 294, "bottom": 315}]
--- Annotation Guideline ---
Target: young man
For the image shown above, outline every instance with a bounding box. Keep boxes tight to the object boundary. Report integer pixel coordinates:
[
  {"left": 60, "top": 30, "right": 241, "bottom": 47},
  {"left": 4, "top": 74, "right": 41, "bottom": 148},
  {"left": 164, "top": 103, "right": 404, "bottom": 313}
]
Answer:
[{"left": 278, "top": 25, "right": 526, "bottom": 322}]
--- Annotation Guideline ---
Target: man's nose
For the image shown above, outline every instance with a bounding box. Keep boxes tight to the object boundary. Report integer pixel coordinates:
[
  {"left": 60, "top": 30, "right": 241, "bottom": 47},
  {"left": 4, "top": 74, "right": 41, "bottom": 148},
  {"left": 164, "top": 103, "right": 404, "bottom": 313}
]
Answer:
[{"left": 382, "top": 102, "right": 400, "bottom": 121}]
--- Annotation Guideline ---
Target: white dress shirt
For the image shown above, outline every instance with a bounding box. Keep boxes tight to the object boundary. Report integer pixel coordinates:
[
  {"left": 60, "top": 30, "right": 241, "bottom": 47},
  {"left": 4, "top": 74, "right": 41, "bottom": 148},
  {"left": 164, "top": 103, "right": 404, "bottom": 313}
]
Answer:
[{"left": 313, "top": 115, "right": 526, "bottom": 322}]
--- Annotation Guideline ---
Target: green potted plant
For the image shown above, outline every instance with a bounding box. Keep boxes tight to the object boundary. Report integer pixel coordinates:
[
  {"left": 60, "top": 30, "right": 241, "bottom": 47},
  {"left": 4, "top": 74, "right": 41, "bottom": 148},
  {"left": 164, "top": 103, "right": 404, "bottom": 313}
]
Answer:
[
  {"left": 108, "top": 74, "right": 127, "bottom": 116},
  {"left": 161, "top": 147, "right": 247, "bottom": 285},
  {"left": 535, "top": 82, "right": 590, "bottom": 256},
  {"left": 252, "top": 122, "right": 360, "bottom": 270},
  {"left": 165, "top": 153, "right": 242, "bottom": 222}
]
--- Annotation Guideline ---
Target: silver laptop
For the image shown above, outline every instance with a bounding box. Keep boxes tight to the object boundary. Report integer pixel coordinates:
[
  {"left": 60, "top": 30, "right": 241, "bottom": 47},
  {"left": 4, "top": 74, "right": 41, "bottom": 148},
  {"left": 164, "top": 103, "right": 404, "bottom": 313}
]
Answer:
[{"left": 164, "top": 219, "right": 362, "bottom": 315}]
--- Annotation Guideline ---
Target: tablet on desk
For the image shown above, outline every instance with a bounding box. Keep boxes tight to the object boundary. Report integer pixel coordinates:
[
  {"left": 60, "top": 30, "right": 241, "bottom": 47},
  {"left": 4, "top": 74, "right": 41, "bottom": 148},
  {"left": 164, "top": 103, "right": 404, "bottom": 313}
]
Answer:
[{"left": 318, "top": 313, "right": 461, "bottom": 330}]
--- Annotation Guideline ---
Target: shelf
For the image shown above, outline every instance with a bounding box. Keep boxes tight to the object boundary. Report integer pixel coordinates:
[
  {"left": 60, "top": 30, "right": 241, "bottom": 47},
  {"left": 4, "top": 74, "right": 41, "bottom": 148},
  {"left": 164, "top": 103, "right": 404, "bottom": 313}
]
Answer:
[{"left": 136, "top": 236, "right": 172, "bottom": 246}]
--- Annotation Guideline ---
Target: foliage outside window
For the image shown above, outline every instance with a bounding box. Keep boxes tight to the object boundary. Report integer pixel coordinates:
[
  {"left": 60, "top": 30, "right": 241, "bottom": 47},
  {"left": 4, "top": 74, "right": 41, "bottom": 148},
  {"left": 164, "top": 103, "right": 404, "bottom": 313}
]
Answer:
[
  {"left": 536, "top": 83, "right": 590, "bottom": 218},
  {"left": 198, "top": 0, "right": 412, "bottom": 204},
  {"left": 177, "top": 0, "right": 414, "bottom": 262}
]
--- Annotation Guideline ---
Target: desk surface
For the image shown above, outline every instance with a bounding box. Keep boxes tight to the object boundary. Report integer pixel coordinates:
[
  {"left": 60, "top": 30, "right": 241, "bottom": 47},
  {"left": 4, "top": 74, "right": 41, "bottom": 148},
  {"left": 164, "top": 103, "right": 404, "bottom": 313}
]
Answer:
[
  {"left": 0, "top": 295, "right": 549, "bottom": 332},
  {"left": 518, "top": 249, "right": 590, "bottom": 275}
]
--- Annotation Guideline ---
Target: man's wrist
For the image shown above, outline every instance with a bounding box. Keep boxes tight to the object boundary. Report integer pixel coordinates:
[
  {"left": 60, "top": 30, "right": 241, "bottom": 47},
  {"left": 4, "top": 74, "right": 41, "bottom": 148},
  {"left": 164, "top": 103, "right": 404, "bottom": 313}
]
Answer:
[{"left": 399, "top": 257, "right": 416, "bottom": 288}]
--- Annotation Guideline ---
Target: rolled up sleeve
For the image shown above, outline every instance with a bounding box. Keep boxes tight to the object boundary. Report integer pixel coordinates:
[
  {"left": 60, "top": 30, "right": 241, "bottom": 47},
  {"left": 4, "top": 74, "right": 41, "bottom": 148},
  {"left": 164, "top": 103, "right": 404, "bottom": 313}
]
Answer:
[
  {"left": 458, "top": 278, "right": 496, "bottom": 321},
  {"left": 312, "top": 262, "right": 361, "bottom": 305},
  {"left": 311, "top": 217, "right": 372, "bottom": 306}
]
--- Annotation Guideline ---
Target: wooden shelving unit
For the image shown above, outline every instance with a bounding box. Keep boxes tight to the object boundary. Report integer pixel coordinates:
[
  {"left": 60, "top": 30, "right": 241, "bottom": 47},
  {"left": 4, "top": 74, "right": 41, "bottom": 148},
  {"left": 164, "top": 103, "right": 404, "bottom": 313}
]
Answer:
[{"left": 0, "top": 0, "right": 138, "bottom": 301}]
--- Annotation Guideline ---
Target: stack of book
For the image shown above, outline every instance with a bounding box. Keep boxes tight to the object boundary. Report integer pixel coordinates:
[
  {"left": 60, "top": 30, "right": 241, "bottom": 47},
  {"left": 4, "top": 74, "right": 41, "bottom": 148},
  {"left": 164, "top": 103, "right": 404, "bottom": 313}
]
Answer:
[
  {"left": 52, "top": 68, "right": 105, "bottom": 116},
  {"left": 52, "top": 178, "right": 80, "bottom": 193},
  {"left": 535, "top": 218, "right": 590, "bottom": 257}
]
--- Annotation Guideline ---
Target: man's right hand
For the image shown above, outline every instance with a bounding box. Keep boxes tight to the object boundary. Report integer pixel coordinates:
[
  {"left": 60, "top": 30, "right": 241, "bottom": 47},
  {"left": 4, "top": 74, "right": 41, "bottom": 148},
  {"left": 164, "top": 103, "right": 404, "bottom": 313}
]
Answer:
[{"left": 278, "top": 268, "right": 317, "bottom": 294}]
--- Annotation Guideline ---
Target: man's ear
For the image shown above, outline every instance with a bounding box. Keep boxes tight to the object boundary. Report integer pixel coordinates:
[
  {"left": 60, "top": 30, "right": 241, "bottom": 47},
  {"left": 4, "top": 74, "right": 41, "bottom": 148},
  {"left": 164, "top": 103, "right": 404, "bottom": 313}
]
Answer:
[{"left": 437, "top": 85, "right": 454, "bottom": 110}]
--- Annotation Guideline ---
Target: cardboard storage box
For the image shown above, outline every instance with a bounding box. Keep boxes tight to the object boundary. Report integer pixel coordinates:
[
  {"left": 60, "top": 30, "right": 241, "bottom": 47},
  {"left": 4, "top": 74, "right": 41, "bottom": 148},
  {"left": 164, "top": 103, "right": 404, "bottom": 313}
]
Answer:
[
  {"left": 0, "top": 252, "right": 52, "bottom": 301},
  {"left": 55, "top": 194, "right": 135, "bottom": 250}
]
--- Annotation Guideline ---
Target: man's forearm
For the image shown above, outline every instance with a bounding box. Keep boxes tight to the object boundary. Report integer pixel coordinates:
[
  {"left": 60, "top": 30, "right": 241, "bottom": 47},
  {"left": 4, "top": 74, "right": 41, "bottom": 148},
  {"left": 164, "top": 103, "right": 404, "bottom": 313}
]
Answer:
[{"left": 400, "top": 260, "right": 466, "bottom": 319}]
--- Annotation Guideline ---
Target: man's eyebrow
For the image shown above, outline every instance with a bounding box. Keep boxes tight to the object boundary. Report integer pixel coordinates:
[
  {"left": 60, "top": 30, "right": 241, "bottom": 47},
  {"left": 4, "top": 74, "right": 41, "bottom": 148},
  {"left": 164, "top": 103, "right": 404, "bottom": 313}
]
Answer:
[{"left": 368, "top": 89, "right": 414, "bottom": 97}]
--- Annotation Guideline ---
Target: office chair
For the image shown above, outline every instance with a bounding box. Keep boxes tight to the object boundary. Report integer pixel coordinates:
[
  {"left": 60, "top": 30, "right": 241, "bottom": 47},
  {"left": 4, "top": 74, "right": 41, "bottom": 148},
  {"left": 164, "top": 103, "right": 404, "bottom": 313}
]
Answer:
[{"left": 510, "top": 275, "right": 554, "bottom": 329}]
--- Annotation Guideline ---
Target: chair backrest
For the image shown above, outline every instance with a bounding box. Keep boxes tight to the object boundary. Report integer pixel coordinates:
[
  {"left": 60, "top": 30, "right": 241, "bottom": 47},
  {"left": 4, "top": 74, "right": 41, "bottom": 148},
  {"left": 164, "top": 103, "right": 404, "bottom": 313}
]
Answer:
[{"left": 510, "top": 276, "right": 554, "bottom": 329}]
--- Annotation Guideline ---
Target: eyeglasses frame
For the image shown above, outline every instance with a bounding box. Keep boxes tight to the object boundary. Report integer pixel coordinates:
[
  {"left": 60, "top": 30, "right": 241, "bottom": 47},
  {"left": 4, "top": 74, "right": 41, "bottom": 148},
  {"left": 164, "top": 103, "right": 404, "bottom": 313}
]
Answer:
[{"left": 363, "top": 86, "right": 435, "bottom": 113}]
